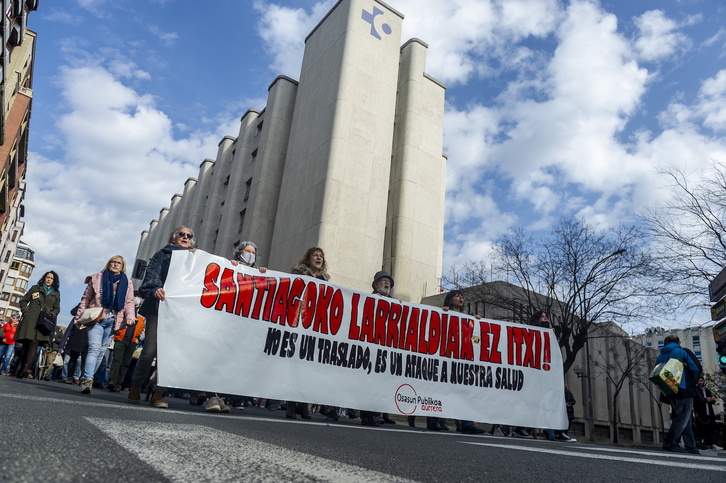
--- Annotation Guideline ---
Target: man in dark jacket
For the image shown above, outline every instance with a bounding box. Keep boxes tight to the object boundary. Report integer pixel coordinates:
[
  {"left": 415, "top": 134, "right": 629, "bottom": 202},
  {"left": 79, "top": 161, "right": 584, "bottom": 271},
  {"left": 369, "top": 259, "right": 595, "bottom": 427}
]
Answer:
[
  {"left": 656, "top": 335, "right": 702, "bottom": 454},
  {"left": 694, "top": 377, "right": 723, "bottom": 451}
]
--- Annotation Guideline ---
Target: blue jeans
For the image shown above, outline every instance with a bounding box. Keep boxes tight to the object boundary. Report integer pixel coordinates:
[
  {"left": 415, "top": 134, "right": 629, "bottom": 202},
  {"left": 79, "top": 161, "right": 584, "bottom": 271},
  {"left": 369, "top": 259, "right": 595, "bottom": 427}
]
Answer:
[
  {"left": 83, "top": 317, "right": 114, "bottom": 380},
  {"left": 0, "top": 343, "right": 15, "bottom": 372},
  {"left": 663, "top": 397, "right": 696, "bottom": 450}
]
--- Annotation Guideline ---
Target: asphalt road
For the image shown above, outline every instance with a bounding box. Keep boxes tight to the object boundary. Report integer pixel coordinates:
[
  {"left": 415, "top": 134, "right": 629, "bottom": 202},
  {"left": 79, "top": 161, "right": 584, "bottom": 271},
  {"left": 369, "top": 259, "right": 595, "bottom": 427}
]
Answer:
[{"left": 1, "top": 376, "right": 724, "bottom": 482}]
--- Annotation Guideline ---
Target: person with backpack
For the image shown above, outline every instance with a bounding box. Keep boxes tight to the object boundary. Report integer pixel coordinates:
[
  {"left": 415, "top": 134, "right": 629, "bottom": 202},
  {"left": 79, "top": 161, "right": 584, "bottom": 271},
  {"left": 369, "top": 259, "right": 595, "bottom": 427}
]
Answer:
[{"left": 656, "top": 334, "right": 702, "bottom": 454}]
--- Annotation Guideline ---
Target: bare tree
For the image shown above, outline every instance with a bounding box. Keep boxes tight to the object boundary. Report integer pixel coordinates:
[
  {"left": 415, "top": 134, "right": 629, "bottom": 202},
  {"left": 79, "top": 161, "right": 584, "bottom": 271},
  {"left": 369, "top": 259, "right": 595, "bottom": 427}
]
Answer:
[
  {"left": 447, "top": 216, "right": 670, "bottom": 373},
  {"left": 640, "top": 161, "right": 726, "bottom": 306},
  {"left": 591, "top": 328, "right": 650, "bottom": 443}
]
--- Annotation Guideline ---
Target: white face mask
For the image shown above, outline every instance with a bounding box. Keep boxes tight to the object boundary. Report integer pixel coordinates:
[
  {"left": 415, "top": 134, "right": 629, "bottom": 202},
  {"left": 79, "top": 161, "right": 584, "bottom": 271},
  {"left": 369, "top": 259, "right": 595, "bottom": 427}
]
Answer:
[{"left": 240, "top": 252, "right": 256, "bottom": 266}]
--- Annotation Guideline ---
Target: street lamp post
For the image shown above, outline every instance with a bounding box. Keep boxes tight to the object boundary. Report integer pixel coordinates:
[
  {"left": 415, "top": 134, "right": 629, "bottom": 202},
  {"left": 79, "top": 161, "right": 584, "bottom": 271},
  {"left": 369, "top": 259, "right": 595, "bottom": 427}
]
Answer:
[{"left": 578, "top": 248, "right": 627, "bottom": 443}]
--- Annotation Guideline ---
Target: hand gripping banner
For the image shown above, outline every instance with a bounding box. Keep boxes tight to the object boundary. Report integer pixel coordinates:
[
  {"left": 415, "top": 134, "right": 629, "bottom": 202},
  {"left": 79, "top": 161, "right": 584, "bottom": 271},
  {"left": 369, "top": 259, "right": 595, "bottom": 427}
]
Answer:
[{"left": 158, "top": 250, "right": 569, "bottom": 429}]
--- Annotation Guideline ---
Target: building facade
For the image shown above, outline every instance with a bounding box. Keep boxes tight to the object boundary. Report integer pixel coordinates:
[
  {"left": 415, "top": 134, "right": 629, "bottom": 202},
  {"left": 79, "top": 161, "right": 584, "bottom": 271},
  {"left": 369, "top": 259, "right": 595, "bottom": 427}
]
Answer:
[
  {"left": 0, "top": 0, "right": 37, "bottom": 298},
  {"left": 133, "top": 0, "right": 446, "bottom": 302},
  {"left": 0, "top": 238, "right": 34, "bottom": 318}
]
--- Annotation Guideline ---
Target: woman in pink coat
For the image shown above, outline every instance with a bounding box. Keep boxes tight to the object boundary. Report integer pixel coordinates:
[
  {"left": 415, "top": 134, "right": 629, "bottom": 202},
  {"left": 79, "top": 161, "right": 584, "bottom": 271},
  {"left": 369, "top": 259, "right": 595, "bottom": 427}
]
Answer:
[{"left": 71, "top": 255, "right": 135, "bottom": 395}]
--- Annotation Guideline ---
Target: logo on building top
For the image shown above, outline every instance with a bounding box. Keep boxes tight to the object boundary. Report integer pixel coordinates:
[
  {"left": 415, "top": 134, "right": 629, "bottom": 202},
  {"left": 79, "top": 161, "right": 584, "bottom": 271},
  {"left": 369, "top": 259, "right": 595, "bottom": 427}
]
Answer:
[{"left": 361, "top": 6, "right": 392, "bottom": 40}]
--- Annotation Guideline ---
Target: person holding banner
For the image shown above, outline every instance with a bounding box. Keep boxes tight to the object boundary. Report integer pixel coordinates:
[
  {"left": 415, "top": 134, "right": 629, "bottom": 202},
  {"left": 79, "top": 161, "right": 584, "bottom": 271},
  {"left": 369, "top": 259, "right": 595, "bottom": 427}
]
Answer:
[
  {"left": 360, "top": 271, "right": 398, "bottom": 427},
  {"left": 128, "top": 226, "right": 196, "bottom": 409},
  {"left": 444, "top": 290, "right": 485, "bottom": 435},
  {"left": 286, "top": 247, "right": 330, "bottom": 420},
  {"left": 231, "top": 241, "right": 267, "bottom": 273},
  {"left": 72, "top": 255, "right": 136, "bottom": 395}
]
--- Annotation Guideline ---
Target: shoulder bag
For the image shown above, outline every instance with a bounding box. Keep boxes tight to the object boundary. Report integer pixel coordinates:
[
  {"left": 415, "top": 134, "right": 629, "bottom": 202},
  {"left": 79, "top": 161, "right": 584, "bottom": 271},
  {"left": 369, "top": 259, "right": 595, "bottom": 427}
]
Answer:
[{"left": 35, "top": 311, "right": 56, "bottom": 336}]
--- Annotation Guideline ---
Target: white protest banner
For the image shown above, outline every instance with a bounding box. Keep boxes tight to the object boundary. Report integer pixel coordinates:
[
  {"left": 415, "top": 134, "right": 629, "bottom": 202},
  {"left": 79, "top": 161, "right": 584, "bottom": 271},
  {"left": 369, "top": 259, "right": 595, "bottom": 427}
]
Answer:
[{"left": 158, "top": 250, "right": 568, "bottom": 429}]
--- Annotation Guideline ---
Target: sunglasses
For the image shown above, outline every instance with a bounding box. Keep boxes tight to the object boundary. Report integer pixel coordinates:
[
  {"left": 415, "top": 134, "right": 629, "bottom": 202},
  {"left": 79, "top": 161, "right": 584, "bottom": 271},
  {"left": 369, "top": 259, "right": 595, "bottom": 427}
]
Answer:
[{"left": 178, "top": 232, "right": 194, "bottom": 240}]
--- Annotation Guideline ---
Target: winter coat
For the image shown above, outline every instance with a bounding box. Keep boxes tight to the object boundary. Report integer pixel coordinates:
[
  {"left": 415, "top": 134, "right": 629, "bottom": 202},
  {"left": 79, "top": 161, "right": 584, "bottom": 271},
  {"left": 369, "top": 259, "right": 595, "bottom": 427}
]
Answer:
[
  {"left": 138, "top": 244, "right": 190, "bottom": 317},
  {"left": 2, "top": 321, "right": 18, "bottom": 345},
  {"left": 16, "top": 284, "right": 61, "bottom": 343},
  {"left": 291, "top": 263, "right": 330, "bottom": 281},
  {"left": 71, "top": 271, "right": 135, "bottom": 332},
  {"left": 656, "top": 342, "right": 702, "bottom": 399},
  {"left": 114, "top": 315, "right": 145, "bottom": 343},
  {"left": 60, "top": 324, "right": 88, "bottom": 354}
]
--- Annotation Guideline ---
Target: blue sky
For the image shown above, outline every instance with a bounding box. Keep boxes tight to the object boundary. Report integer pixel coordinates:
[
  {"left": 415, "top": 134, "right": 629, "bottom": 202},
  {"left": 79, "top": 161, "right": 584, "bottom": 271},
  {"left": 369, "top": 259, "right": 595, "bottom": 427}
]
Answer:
[{"left": 22, "top": 0, "right": 726, "bottom": 328}]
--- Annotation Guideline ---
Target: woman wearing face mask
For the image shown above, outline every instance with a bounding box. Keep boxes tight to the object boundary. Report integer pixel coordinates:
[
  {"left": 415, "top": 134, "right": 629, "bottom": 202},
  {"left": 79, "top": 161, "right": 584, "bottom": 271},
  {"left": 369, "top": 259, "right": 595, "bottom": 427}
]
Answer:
[
  {"left": 72, "top": 255, "right": 136, "bottom": 395},
  {"left": 231, "top": 241, "right": 267, "bottom": 273},
  {"left": 15, "top": 271, "right": 61, "bottom": 379}
]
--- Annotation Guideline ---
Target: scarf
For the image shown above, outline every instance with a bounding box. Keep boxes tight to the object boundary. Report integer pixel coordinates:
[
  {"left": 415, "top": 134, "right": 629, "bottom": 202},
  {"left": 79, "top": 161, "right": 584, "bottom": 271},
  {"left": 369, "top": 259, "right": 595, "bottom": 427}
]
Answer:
[
  {"left": 101, "top": 270, "right": 127, "bottom": 312},
  {"left": 42, "top": 285, "right": 54, "bottom": 295}
]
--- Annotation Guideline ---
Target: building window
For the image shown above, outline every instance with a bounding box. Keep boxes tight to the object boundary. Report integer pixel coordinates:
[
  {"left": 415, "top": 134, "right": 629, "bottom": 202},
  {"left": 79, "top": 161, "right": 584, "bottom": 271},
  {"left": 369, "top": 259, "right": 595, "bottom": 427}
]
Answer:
[
  {"left": 692, "top": 335, "right": 700, "bottom": 347},
  {"left": 238, "top": 210, "right": 246, "bottom": 233},
  {"left": 695, "top": 351, "right": 702, "bottom": 361},
  {"left": 244, "top": 178, "right": 252, "bottom": 202},
  {"left": 10, "top": 294, "right": 22, "bottom": 305},
  {"left": 11, "top": 230, "right": 18, "bottom": 242},
  {"left": 0, "top": 292, "right": 9, "bottom": 301},
  {"left": 658, "top": 340, "right": 664, "bottom": 349},
  {"left": 646, "top": 342, "right": 652, "bottom": 347},
  {"left": 3, "top": 251, "right": 10, "bottom": 263}
]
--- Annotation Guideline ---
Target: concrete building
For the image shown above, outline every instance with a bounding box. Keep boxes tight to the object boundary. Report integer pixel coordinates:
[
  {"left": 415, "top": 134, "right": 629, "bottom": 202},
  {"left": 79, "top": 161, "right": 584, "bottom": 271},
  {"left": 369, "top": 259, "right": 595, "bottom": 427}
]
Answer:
[
  {"left": 0, "top": 1, "right": 37, "bottom": 298},
  {"left": 635, "top": 325, "right": 721, "bottom": 375},
  {"left": 0, "top": 239, "right": 34, "bottom": 318},
  {"left": 133, "top": 0, "right": 446, "bottom": 302}
]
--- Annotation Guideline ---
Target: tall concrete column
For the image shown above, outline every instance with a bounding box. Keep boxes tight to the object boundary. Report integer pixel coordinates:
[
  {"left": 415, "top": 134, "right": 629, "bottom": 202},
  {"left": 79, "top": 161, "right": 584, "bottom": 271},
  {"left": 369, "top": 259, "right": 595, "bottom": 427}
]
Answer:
[
  {"left": 140, "top": 219, "right": 158, "bottom": 262},
  {"left": 165, "top": 193, "right": 183, "bottom": 237},
  {"left": 176, "top": 177, "right": 197, "bottom": 233},
  {"left": 198, "top": 137, "right": 236, "bottom": 252},
  {"left": 384, "top": 39, "right": 446, "bottom": 302},
  {"left": 269, "top": 0, "right": 404, "bottom": 288},
  {"left": 243, "top": 76, "right": 298, "bottom": 266},
  {"left": 216, "top": 110, "right": 260, "bottom": 258},
  {"left": 188, "top": 159, "right": 215, "bottom": 247}
]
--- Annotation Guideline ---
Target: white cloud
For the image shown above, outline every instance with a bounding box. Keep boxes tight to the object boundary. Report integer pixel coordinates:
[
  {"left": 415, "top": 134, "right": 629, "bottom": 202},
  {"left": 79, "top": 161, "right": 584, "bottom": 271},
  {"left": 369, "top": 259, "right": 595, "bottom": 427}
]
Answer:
[
  {"left": 149, "top": 26, "right": 179, "bottom": 47},
  {"left": 633, "top": 10, "right": 691, "bottom": 62},
  {"left": 24, "top": 62, "right": 228, "bottom": 320}
]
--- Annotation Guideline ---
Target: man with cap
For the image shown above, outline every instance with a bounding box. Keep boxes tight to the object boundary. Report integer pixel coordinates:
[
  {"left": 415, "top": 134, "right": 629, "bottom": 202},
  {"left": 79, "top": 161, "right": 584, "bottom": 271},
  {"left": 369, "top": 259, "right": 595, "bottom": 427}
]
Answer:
[{"left": 360, "top": 271, "right": 398, "bottom": 427}]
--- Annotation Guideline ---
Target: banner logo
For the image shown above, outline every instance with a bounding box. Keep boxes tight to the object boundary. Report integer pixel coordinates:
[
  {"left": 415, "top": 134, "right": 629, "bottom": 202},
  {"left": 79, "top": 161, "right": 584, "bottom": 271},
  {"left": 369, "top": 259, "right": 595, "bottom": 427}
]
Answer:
[
  {"left": 361, "top": 6, "right": 392, "bottom": 40},
  {"left": 395, "top": 384, "right": 418, "bottom": 414}
]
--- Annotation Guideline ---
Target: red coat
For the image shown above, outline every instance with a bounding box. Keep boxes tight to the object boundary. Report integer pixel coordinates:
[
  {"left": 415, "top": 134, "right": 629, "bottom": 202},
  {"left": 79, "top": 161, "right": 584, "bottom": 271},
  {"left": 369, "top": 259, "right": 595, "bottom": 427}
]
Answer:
[{"left": 2, "top": 321, "right": 18, "bottom": 345}]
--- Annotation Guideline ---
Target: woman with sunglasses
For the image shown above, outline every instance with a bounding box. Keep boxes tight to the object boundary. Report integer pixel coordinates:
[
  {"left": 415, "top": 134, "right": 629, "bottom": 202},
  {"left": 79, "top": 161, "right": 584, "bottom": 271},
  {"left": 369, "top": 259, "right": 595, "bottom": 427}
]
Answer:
[
  {"left": 71, "top": 255, "right": 136, "bottom": 395},
  {"left": 128, "top": 226, "right": 195, "bottom": 408}
]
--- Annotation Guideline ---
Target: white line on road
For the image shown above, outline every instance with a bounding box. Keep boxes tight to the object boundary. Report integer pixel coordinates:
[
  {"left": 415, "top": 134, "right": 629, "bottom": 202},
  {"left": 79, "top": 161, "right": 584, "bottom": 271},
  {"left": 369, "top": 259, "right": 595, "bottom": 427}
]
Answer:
[
  {"left": 576, "top": 444, "right": 724, "bottom": 461},
  {"left": 85, "top": 417, "right": 418, "bottom": 483},
  {"left": 460, "top": 441, "right": 726, "bottom": 472}
]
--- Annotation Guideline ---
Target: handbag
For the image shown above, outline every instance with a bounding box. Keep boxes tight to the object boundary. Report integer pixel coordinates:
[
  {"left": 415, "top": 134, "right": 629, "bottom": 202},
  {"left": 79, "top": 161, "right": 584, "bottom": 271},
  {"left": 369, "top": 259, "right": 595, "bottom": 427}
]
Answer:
[
  {"left": 52, "top": 352, "right": 64, "bottom": 367},
  {"left": 78, "top": 307, "right": 104, "bottom": 327},
  {"left": 35, "top": 311, "right": 56, "bottom": 336},
  {"left": 649, "top": 357, "right": 684, "bottom": 396}
]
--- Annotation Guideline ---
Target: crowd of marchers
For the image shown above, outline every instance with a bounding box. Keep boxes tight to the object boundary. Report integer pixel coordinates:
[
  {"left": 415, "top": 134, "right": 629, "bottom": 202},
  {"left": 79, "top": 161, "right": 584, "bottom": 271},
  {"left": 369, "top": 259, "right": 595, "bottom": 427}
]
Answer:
[{"left": 0, "top": 225, "right": 721, "bottom": 450}]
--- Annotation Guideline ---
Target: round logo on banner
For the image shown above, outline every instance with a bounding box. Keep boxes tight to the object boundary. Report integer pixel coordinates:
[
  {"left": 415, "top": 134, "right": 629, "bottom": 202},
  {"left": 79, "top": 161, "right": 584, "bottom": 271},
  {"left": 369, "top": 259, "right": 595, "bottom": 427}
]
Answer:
[{"left": 394, "top": 384, "right": 418, "bottom": 414}]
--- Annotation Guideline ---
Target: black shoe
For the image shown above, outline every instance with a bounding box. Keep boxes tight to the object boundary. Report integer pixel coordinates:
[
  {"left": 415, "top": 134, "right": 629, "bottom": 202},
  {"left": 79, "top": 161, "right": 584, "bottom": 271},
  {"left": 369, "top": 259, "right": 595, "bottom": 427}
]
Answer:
[
  {"left": 427, "top": 424, "right": 442, "bottom": 431},
  {"left": 361, "top": 416, "right": 380, "bottom": 427},
  {"left": 407, "top": 416, "right": 415, "bottom": 428},
  {"left": 686, "top": 448, "right": 701, "bottom": 455},
  {"left": 462, "top": 425, "right": 486, "bottom": 434},
  {"left": 439, "top": 421, "right": 450, "bottom": 431},
  {"left": 382, "top": 417, "right": 396, "bottom": 425}
]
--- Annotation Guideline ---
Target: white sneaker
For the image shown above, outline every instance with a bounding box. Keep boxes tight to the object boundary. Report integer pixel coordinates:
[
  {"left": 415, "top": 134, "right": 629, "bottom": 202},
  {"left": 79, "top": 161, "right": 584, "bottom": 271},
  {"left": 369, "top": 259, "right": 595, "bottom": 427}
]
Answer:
[
  {"left": 557, "top": 433, "right": 576, "bottom": 442},
  {"left": 205, "top": 396, "right": 221, "bottom": 412},
  {"left": 712, "top": 445, "right": 723, "bottom": 451}
]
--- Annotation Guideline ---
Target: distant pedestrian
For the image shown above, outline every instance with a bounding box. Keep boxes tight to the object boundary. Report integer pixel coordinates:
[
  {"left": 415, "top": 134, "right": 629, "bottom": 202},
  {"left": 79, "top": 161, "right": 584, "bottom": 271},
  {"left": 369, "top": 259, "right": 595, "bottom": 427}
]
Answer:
[
  {"left": 14, "top": 271, "right": 61, "bottom": 379},
  {"left": 0, "top": 315, "right": 20, "bottom": 374},
  {"left": 657, "top": 334, "right": 702, "bottom": 454}
]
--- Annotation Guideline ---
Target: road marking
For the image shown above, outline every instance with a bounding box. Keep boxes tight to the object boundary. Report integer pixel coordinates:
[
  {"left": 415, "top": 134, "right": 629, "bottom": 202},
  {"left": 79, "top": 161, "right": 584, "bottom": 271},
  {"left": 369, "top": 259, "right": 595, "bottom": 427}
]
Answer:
[
  {"left": 577, "top": 444, "right": 724, "bottom": 461},
  {"left": 460, "top": 442, "right": 726, "bottom": 471},
  {"left": 86, "top": 417, "right": 417, "bottom": 482}
]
